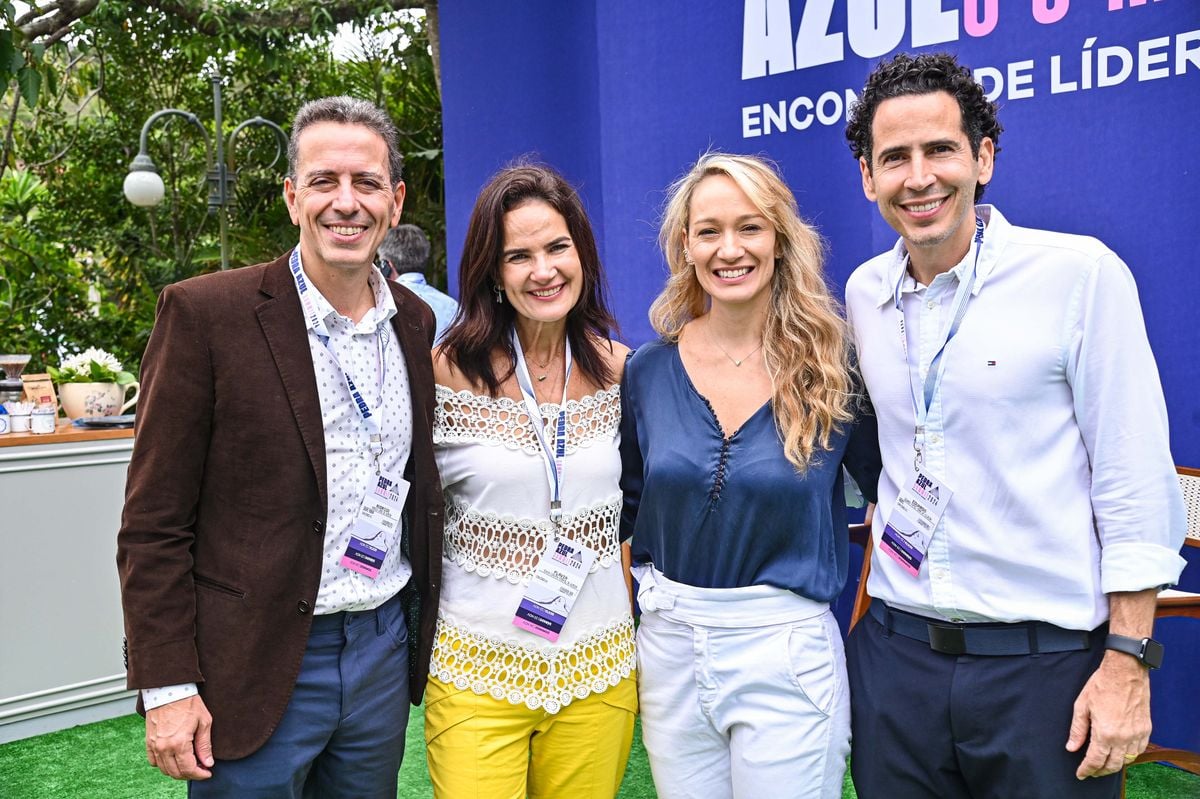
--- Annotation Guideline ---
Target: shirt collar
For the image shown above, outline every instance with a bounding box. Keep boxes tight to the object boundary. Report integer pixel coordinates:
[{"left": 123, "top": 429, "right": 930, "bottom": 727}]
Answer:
[
  {"left": 395, "top": 272, "right": 428, "bottom": 287},
  {"left": 294, "top": 247, "right": 398, "bottom": 332},
  {"left": 873, "top": 204, "right": 1009, "bottom": 308},
  {"left": 365, "top": 266, "right": 399, "bottom": 327}
]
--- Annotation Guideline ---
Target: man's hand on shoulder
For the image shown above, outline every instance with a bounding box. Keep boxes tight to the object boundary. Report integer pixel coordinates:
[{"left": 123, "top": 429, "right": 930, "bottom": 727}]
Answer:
[{"left": 145, "top": 695, "right": 215, "bottom": 781}]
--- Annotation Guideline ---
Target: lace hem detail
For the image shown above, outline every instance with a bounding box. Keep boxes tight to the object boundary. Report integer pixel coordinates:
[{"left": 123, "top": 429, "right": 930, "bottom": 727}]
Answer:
[
  {"left": 431, "top": 616, "right": 636, "bottom": 712},
  {"left": 444, "top": 495, "right": 622, "bottom": 583},
  {"left": 433, "top": 384, "right": 620, "bottom": 453}
]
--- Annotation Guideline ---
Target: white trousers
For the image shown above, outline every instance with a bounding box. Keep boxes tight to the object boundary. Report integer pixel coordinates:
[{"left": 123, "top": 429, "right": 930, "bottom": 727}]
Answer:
[{"left": 634, "top": 565, "right": 850, "bottom": 799}]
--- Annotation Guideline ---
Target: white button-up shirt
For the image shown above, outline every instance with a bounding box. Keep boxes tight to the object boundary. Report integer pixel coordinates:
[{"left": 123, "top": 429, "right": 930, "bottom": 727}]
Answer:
[
  {"left": 144, "top": 255, "right": 413, "bottom": 710},
  {"left": 303, "top": 260, "right": 414, "bottom": 614},
  {"left": 846, "top": 206, "right": 1185, "bottom": 631}
]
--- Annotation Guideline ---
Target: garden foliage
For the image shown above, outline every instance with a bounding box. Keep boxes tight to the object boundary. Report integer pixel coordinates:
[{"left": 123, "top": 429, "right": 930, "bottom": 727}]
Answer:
[{"left": 0, "top": 1, "right": 443, "bottom": 374}]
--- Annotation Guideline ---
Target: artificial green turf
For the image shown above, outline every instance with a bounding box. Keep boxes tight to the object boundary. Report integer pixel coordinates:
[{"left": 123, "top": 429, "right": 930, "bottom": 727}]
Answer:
[{"left": 1, "top": 711, "right": 1195, "bottom": 798}]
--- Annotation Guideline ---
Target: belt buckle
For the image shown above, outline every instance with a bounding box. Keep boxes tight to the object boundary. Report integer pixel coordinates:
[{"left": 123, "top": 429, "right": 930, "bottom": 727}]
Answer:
[{"left": 928, "top": 624, "right": 966, "bottom": 655}]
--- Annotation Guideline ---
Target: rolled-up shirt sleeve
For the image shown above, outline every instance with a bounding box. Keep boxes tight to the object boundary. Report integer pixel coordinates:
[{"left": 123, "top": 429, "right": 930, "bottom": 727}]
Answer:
[{"left": 1066, "top": 253, "right": 1186, "bottom": 593}]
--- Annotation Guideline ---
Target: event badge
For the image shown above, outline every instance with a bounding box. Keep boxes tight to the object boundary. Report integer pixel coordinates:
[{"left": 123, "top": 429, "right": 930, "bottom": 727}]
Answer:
[
  {"left": 340, "top": 469, "right": 410, "bottom": 579},
  {"left": 879, "top": 470, "right": 953, "bottom": 577},
  {"left": 512, "top": 537, "right": 596, "bottom": 643}
]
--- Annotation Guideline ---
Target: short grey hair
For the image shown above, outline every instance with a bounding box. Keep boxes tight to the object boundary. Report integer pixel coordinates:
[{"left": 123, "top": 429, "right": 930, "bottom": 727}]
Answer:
[
  {"left": 378, "top": 224, "right": 431, "bottom": 275},
  {"left": 288, "top": 96, "right": 404, "bottom": 185}
]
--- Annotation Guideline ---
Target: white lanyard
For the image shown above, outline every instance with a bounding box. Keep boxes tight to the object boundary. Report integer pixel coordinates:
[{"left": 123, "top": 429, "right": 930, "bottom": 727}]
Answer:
[
  {"left": 510, "top": 327, "right": 573, "bottom": 524},
  {"left": 289, "top": 248, "right": 387, "bottom": 467},
  {"left": 893, "top": 216, "right": 985, "bottom": 470}
]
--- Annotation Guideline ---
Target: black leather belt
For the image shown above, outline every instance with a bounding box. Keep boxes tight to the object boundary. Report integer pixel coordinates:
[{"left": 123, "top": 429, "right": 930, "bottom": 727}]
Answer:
[{"left": 869, "top": 601, "right": 1093, "bottom": 656}]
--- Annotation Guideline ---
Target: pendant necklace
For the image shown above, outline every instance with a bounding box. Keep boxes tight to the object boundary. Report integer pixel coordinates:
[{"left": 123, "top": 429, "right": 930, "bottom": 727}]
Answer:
[
  {"left": 531, "top": 351, "right": 554, "bottom": 382},
  {"left": 706, "top": 324, "right": 763, "bottom": 367}
]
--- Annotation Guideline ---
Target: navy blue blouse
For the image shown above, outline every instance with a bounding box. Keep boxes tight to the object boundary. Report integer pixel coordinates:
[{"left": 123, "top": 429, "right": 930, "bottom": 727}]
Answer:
[{"left": 619, "top": 339, "right": 881, "bottom": 602}]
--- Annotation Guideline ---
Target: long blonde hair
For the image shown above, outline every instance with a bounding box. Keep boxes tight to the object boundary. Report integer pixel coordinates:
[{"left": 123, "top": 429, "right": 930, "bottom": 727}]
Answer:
[{"left": 650, "top": 152, "right": 854, "bottom": 470}]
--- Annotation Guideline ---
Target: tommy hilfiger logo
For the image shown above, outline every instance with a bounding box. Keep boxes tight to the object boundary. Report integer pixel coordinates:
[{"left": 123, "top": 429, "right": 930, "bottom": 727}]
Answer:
[{"left": 987, "top": 360, "right": 997, "bottom": 366}]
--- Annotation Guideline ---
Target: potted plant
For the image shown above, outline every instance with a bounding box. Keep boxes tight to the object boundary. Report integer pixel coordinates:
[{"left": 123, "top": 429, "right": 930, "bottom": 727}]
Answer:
[{"left": 48, "top": 348, "right": 140, "bottom": 419}]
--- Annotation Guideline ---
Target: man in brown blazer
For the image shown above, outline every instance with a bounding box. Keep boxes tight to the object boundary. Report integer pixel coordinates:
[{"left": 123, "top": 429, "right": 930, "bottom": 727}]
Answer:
[{"left": 117, "top": 96, "right": 443, "bottom": 797}]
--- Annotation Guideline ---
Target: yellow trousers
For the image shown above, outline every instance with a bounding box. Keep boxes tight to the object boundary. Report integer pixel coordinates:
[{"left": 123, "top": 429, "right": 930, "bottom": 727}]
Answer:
[{"left": 424, "top": 674, "right": 637, "bottom": 799}]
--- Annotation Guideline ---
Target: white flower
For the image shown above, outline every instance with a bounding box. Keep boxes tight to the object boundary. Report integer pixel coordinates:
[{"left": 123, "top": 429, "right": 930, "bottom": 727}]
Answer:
[{"left": 62, "top": 347, "right": 123, "bottom": 373}]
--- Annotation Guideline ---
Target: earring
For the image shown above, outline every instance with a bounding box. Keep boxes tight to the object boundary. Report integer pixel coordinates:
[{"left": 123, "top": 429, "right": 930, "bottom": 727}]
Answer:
[
  {"left": 683, "top": 248, "right": 692, "bottom": 265},
  {"left": 493, "top": 284, "right": 504, "bottom": 304}
]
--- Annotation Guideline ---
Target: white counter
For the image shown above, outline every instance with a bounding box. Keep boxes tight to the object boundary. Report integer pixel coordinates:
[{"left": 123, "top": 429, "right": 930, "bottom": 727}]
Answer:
[{"left": 0, "top": 423, "right": 137, "bottom": 742}]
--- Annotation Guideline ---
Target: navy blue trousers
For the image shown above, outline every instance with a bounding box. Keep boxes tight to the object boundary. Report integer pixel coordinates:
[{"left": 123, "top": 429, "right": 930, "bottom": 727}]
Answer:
[
  {"left": 847, "top": 607, "right": 1120, "bottom": 799},
  {"left": 189, "top": 593, "right": 411, "bottom": 799}
]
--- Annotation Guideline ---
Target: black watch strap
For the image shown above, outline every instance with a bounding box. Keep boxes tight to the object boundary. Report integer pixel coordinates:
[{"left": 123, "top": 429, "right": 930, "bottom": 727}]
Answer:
[{"left": 1105, "top": 633, "right": 1164, "bottom": 669}]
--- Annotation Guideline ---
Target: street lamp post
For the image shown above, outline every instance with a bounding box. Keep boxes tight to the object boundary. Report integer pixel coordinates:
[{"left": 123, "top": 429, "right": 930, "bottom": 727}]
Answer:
[{"left": 123, "top": 74, "right": 288, "bottom": 271}]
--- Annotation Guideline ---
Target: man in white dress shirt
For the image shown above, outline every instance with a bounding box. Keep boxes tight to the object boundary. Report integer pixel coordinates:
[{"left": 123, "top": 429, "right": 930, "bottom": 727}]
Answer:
[{"left": 842, "top": 52, "right": 1186, "bottom": 798}]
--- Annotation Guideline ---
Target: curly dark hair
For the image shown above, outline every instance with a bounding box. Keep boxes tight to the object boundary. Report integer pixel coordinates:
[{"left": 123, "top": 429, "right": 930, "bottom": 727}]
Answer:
[{"left": 846, "top": 52, "right": 1002, "bottom": 202}]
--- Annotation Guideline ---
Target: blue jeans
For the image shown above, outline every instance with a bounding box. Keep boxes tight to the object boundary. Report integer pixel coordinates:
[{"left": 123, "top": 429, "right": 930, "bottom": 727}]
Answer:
[{"left": 190, "top": 593, "right": 411, "bottom": 798}]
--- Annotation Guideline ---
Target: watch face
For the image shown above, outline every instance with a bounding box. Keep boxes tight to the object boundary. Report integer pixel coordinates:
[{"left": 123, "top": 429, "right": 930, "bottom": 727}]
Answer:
[{"left": 1143, "top": 638, "right": 1165, "bottom": 669}]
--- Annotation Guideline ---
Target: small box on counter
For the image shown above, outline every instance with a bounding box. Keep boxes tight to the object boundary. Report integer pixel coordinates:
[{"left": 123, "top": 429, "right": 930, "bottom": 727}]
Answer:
[{"left": 21, "top": 374, "right": 58, "bottom": 410}]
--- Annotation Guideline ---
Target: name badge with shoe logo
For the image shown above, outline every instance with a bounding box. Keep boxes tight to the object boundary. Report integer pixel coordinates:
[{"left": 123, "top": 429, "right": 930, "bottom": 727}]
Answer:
[
  {"left": 880, "top": 469, "right": 952, "bottom": 576},
  {"left": 341, "top": 469, "right": 410, "bottom": 580},
  {"left": 513, "top": 537, "right": 597, "bottom": 643}
]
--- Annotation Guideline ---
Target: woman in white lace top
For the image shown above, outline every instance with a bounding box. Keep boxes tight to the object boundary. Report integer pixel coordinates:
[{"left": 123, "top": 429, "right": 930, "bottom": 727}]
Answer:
[{"left": 425, "top": 163, "right": 636, "bottom": 799}]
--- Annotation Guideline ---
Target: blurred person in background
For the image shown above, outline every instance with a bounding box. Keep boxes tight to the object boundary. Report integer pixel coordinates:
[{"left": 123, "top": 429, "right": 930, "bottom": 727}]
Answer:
[{"left": 379, "top": 223, "right": 459, "bottom": 343}]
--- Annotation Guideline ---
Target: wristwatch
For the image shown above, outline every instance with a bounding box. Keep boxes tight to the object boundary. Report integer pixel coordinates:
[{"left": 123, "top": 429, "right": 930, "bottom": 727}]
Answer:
[{"left": 1105, "top": 634, "right": 1164, "bottom": 669}]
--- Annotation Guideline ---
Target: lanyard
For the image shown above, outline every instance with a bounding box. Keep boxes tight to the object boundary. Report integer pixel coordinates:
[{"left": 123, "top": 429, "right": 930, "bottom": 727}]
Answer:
[
  {"left": 510, "top": 327, "right": 573, "bottom": 524},
  {"left": 289, "top": 248, "right": 387, "bottom": 468},
  {"left": 894, "top": 216, "right": 985, "bottom": 471}
]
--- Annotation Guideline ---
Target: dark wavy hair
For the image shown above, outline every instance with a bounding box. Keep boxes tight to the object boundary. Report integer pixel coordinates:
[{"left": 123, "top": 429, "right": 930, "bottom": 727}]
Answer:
[
  {"left": 845, "top": 52, "right": 1002, "bottom": 202},
  {"left": 439, "top": 161, "right": 619, "bottom": 396}
]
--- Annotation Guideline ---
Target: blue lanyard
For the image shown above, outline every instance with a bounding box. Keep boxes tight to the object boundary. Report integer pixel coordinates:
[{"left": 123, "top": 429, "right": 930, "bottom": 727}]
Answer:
[
  {"left": 894, "top": 216, "right": 985, "bottom": 470},
  {"left": 510, "top": 327, "right": 573, "bottom": 524},
  {"left": 289, "top": 248, "right": 387, "bottom": 466}
]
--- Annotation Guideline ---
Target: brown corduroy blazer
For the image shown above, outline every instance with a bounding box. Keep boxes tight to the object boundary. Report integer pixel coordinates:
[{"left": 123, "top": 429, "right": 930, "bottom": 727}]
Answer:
[{"left": 116, "top": 251, "right": 444, "bottom": 760}]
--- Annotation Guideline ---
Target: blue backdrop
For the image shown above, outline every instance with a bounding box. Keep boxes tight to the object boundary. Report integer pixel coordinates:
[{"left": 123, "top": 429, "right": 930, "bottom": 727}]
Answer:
[{"left": 440, "top": 0, "right": 1199, "bottom": 752}]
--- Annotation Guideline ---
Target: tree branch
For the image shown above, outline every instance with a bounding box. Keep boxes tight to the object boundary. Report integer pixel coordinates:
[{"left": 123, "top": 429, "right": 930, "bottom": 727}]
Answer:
[
  {"left": 31, "top": 54, "right": 105, "bottom": 169},
  {"left": 18, "top": 0, "right": 102, "bottom": 41},
  {"left": 17, "top": 0, "right": 430, "bottom": 46},
  {"left": 424, "top": 0, "right": 441, "bottom": 98},
  {"left": 0, "top": 90, "right": 21, "bottom": 184},
  {"left": 137, "top": 0, "right": 427, "bottom": 37}
]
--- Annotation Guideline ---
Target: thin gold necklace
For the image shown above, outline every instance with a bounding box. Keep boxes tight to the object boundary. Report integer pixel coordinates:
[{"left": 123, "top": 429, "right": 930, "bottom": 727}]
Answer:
[
  {"left": 706, "top": 323, "right": 763, "bottom": 367},
  {"left": 529, "top": 351, "right": 556, "bottom": 381}
]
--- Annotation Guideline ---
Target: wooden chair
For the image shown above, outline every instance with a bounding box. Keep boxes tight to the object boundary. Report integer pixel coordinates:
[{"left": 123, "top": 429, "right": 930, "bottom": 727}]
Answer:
[{"left": 1123, "top": 466, "right": 1200, "bottom": 788}]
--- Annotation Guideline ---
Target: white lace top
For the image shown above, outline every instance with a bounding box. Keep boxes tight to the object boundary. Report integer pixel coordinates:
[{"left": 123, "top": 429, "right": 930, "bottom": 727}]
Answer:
[{"left": 431, "top": 383, "right": 636, "bottom": 712}]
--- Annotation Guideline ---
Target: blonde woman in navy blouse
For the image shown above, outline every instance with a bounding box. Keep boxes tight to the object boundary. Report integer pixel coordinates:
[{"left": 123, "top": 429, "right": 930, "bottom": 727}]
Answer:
[{"left": 620, "top": 153, "right": 881, "bottom": 799}]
